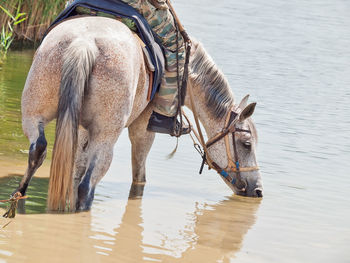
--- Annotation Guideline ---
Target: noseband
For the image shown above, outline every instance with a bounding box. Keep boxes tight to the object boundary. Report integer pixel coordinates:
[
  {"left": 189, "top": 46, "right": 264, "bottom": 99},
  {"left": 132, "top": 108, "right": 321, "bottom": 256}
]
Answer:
[
  {"left": 186, "top": 86, "right": 259, "bottom": 192},
  {"left": 204, "top": 110, "right": 259, "bottom": 190}
]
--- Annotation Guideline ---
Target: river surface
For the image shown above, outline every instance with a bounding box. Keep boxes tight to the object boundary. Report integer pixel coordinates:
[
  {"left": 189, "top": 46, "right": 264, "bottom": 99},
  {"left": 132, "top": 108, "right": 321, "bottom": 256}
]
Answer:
[{"left": 1, "top": 0, "right": 350, "bottom": 262}]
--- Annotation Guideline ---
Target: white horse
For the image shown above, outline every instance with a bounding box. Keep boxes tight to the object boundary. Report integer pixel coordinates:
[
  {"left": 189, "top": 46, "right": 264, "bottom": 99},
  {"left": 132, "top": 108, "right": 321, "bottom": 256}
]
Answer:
[{"left": 13, "top": 16, "right": 262, "bottom": 211}]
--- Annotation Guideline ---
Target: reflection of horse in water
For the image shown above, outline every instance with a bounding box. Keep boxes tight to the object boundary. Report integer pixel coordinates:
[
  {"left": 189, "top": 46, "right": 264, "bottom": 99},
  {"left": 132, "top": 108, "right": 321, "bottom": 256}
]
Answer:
[
  {"left": 99, "top": 183, "right": 261, "bottom": 262},
  {"left": 0, "top": 182, "right": 261, "bottom": 262},
  {"left": 179, "top": 198, "right": 260, "bottom": 262}
]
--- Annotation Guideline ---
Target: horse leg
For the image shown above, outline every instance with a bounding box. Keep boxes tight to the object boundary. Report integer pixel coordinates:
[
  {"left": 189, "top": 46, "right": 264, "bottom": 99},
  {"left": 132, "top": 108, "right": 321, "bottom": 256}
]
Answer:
[
  {"left": 128, "top": 106, "right": 155, "bottom": 184},
  {"left": 72, "top": 126, "right": 89, "bottom": 203},
  {"left": 76, "top": 128, "right": 122, "bottom": 211},
  {"left": 13, "top": 119, "right": 47, "bottom": 196},
  {"left": 75, "top": 105, "right": 152, "bottom": 210}
]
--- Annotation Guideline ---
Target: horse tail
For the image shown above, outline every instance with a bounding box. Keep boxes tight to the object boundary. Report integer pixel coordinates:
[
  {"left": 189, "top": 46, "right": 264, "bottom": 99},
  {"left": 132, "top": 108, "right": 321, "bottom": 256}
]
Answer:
[{"left": 48, "top": 38, "right": 97, "bottom": 211}]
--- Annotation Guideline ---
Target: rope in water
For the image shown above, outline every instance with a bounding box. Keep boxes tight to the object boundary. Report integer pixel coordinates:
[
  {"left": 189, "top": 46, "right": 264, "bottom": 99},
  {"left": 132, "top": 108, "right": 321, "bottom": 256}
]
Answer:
[{"left": 1, "top": 193, "right": 28, "bottom": 218}]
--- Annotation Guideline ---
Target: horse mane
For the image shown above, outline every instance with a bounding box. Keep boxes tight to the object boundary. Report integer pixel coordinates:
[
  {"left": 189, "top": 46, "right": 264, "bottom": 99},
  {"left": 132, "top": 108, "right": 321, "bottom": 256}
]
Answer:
[{"left": 189, "top": 40, "right": 234, "bottom": 119}]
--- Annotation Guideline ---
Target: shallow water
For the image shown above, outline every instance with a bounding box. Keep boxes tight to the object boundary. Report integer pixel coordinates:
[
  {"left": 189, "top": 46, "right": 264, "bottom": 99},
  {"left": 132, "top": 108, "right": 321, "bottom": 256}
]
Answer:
[
  {"left": 1, "top": 0, "right": 350, "bottom": 262},
  {"left": 0, "top": 50, "right": 56, "bottom": 161}
]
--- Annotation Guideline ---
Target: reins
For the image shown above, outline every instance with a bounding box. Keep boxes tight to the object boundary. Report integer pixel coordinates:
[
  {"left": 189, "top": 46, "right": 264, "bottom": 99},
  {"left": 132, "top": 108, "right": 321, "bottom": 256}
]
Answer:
[
  {"left": 184, "top": 87, "right": 259, "bottom": 192},
  {"left": 167, "top": 0, "right": 258, "bottom": 192},
  {"left": 167, "top": 0, "right": 192, "bottom": 138}
]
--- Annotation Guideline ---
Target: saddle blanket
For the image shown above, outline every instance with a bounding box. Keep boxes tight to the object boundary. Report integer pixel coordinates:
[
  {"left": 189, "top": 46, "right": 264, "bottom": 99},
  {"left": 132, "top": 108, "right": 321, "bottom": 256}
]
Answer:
[{"left": 44, "top": 0, "right": 165, "bottom": 100}]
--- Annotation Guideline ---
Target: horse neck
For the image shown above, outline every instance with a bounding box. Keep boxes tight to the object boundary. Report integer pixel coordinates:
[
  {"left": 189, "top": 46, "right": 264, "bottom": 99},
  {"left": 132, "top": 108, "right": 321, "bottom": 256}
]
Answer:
[
  {"left": 185, "top": 82, "right": 226, "bottom": 139},
  {"left": 185, "top": 41, "right": 235, "bottom": 138}
]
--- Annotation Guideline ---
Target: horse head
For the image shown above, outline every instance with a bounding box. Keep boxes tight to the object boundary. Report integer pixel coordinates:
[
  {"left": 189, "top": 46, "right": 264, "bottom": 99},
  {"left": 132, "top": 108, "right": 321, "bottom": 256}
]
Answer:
[
  {"left": 202, "top": 95, "right": 262, "bottom": 198},
  {"left": 229, "top": 95, "right": 262, "bottom": 197},
  {"left": 187, "top": 40, "right": 263, "bottom": 198}
]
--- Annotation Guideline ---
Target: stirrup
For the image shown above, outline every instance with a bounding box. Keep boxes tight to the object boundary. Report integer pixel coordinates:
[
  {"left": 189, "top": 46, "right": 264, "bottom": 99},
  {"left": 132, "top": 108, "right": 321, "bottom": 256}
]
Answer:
[
  {"left": 147, "top": 111, "right": 191, "bottom": 136},
  {"left": 173, "top": 119, "right": 191, "bottom": 137}
]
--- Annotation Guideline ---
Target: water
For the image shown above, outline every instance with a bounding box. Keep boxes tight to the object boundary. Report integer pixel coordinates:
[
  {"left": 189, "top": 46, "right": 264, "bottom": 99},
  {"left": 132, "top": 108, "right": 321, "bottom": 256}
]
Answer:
[
  {"left": 1, "top": 0, "right": 350, "bottom": 262},
  {"left": 0, "top": 50, "right": 56, "bottom": 160}
]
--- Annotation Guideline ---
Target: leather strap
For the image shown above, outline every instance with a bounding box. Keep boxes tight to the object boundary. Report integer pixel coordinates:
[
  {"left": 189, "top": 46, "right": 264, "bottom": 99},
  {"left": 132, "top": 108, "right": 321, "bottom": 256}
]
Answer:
[
  {"left": 166, "top": 0, "right": 191, "bottom": 44},
  {"left": 186, "top": 84, "right": 259, "bottom": 190}
]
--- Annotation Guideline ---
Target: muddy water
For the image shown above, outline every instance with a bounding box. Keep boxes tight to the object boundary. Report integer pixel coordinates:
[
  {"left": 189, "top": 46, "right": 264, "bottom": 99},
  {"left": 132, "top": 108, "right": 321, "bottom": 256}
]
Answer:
[{"left": 1, "top": 0, "right": 350, "bottom": 262}]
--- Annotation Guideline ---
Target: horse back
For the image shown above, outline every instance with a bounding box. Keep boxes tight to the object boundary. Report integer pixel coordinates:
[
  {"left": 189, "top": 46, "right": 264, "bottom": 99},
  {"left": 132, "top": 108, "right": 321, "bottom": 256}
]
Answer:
[{"left": 22, "top": 16, "right": 150, "bottom": 129}]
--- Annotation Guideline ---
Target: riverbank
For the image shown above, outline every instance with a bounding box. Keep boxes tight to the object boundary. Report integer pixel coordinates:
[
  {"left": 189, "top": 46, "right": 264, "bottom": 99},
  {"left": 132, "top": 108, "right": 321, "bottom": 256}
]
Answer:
[{"left": 0, "top": 0, "right": 66, "bottom": 43}]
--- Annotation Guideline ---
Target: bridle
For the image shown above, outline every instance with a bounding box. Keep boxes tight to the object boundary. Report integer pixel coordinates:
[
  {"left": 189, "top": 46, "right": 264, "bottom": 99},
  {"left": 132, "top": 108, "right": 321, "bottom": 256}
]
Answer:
[
  {"left": 186, "top": 85, "right": 259, "bottom": 192},
  {"left": 165, "top": 8, "right": 259, "bottom": 191}
]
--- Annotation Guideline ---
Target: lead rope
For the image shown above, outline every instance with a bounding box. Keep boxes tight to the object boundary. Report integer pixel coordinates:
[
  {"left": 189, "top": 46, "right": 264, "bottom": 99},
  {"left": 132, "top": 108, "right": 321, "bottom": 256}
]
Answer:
[
  {"left": 165, "top": 10, "right": 181, "bottom": 158},
  {"left": 186, "top": 85, "right": 216, "bottom": 171},
  {"left": 167, "top": 0, "right": 191, "bottom": 138},
  {"left": 165, "top": 1, "right": 256, "bottom": 186},
  {"left": 182, "top": 111, "right": 208, "bottom": 174},
  {"left": 173, "top": 6, "right": 182, "bottom": 137},
  {"left": 1, "top": 193, "right": 28, "bottom": 218}
]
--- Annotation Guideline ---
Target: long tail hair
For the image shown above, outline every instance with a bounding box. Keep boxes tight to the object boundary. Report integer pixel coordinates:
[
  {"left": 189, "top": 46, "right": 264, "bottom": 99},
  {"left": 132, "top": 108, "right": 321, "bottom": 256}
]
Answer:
[{"left": 47, "top": 38, "right": 97, "bottom": 211}]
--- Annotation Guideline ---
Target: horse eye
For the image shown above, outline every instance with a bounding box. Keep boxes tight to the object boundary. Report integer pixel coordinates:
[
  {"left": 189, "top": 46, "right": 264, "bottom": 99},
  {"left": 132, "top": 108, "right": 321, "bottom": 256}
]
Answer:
[{"left": 242, "top": 141, "right": 251, "bottom": 150}]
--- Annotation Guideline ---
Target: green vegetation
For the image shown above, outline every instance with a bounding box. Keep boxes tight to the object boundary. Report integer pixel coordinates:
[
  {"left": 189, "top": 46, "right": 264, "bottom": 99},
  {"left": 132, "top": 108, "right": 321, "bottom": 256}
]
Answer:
[
  {"left": 0, "top": 3, "right": 26, "bottom": 63},
  {"left": 0, "top": 0, "right": 66, "bottom": 64},
  {"left": 0, "top": 0, "right": 66, "bottom": 44}
]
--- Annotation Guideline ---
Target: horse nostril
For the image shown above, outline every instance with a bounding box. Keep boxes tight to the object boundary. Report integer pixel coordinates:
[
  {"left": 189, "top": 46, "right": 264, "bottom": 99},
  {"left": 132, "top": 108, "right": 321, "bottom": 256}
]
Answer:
[
  {"left": 254, "top": 188, "right": 263, "bottom": 198},
  {"left": 236, "top": 179, "right": 247, "bottom": 192}
]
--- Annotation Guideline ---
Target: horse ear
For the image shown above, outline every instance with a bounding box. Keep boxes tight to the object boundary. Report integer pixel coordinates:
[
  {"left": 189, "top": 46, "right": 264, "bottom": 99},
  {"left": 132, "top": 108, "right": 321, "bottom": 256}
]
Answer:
[
  {"left": 239, "top": 102, "right": 256, "bottom": 122},
  {"left": 238, "top": 94, "right": 250, "bottom": 110}
]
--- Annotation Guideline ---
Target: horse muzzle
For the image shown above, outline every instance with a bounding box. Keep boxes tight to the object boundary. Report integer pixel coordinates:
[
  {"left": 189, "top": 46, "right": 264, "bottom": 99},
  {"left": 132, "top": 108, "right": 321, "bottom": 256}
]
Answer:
[{"left": 233, "top": 172, "right": 263, "bottom": 198}]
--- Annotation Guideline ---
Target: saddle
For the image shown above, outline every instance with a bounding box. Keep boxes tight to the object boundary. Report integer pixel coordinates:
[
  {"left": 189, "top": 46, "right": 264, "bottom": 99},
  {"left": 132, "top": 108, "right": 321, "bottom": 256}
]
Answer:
[{"left": 44, "top": 0, "right": 165, "bottom": 100}]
